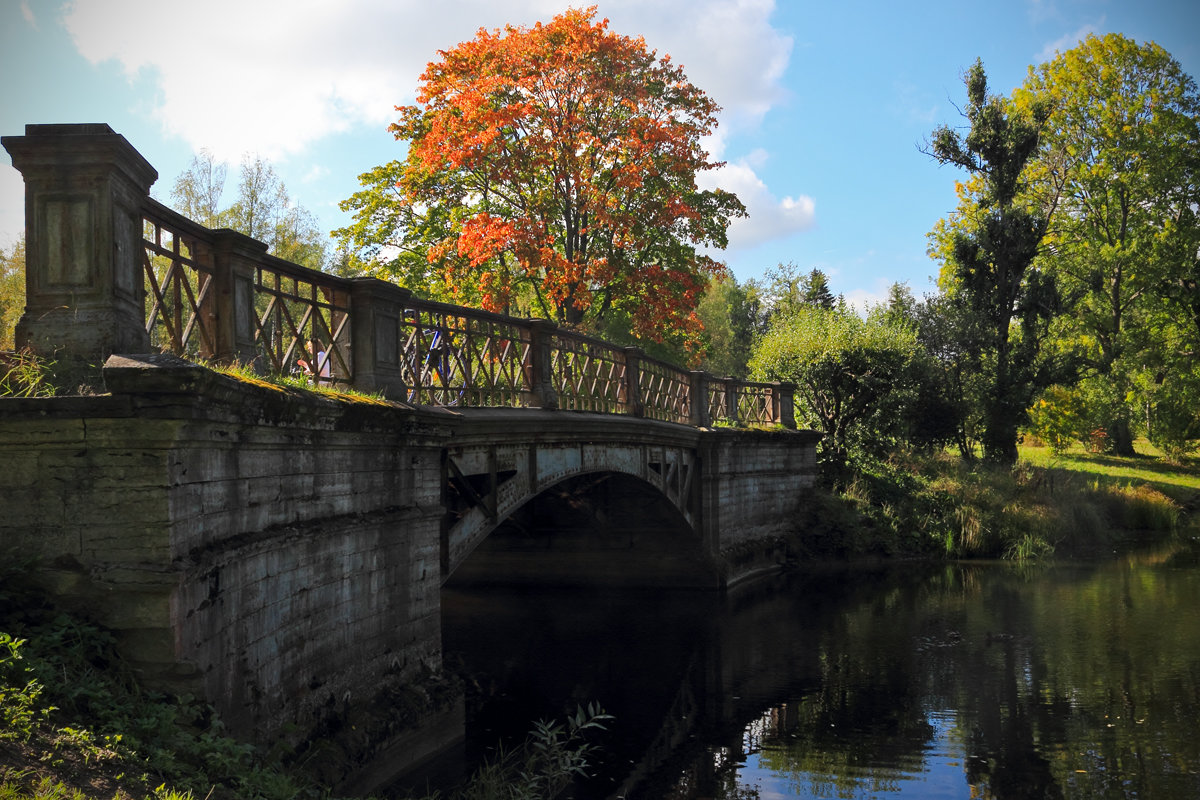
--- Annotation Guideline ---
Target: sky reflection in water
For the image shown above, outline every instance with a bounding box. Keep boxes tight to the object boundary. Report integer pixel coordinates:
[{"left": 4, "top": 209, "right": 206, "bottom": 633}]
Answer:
[{"left": 429, "top": 547, "right": 1200, "bottom": 800}]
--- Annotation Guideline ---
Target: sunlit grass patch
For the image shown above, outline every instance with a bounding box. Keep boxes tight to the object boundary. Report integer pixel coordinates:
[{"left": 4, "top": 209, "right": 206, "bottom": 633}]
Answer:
[
  {"left": 209, "top": 360, "right": 392, "bottom": 405},
  {"left": 1019, "top": 440, "right": 1200, "bottom": 499}
]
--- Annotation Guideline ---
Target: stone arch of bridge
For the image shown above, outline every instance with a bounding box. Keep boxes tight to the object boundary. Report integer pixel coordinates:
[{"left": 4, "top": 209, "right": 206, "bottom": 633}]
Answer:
[{"left": 441, "top": 440, "right": 714, "bottom": 585}]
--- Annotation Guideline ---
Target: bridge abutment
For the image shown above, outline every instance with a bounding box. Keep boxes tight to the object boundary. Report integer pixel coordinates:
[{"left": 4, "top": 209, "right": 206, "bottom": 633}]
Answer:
[{"left": 3, "top": 354, "right": 454, "bottom": 743}]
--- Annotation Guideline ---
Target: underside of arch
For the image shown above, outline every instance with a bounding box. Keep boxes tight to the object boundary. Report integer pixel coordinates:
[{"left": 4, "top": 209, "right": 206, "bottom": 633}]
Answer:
[
  {"left": 445, "top": 471, "right": 721, "bottom": 588},
  {"left": 441, "top": 440, "right": 702, "bottom": 579}
]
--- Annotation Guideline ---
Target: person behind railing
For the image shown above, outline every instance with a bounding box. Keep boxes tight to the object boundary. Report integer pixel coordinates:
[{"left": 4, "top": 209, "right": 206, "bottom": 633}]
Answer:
[{"left": 296, "top": 339, "right": 331, "bottom": 385}]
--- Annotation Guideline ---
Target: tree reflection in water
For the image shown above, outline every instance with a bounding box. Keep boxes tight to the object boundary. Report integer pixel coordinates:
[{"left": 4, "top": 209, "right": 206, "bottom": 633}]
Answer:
[
  {"left": 642, "top": 553, "right": 1200, "bottom": 799},
  {"left": 428, "top": 548, "right": 1200, "bottom": 800}
]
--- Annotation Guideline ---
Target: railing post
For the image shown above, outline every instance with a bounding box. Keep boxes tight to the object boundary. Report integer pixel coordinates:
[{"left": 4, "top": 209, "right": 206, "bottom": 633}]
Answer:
[
  {"left": 349, "top": 278, "right": 412, "bottom": 399},
  {"left": 724, "top": 378, "right": 740, "bottom": 427},
  {"left": 207, "top": 228, "right": 266, "bottom": 366},
  {"left": 689, "top": 370, "right": 710, "bottom": 428},
  {"left": 526, "top": 319, "right": 558, "bottom": 410},
  {"left": 622, "top": 346, "right": 644, "bottom": 418},
  {"left": 777, "top": 382, "right": 797, "bottom": 429},
  {"left": 2, "top": 124, "right": 156, "bottom": 366}
]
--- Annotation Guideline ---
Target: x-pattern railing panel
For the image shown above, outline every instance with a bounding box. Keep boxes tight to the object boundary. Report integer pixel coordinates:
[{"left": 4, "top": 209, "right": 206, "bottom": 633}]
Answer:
[
  {"left": 254, "top": 262, "right": 352, "bottom": 384},
  {"left": 707, "top": 382, "right": 731, "bottom": 425},
  {"left": 550, "top": 332, "right": 628, "bottom": 414},
  {"left": 736, "top": 383, "right": 777, "bottom": 426},
  {"left": 398, "top": 303, "right": 533, "bottom": 407},
  {"left": 142, "top": 213, "right": 216, "bottom": 359},
  {"left": 639, "top": 357, "right": 691, "bottom": 424}
]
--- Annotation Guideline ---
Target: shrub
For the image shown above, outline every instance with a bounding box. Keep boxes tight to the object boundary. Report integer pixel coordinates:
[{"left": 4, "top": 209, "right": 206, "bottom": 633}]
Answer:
[
  {"left": 1105, "top": 483, "right": 1179, "bottom": 532},
  {"left": 1027, "top": 385, "right": 1089, "bottom": 455}
]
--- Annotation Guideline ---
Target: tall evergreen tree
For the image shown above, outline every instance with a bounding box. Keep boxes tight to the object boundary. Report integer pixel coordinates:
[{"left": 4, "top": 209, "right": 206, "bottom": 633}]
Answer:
[{"left": 926, "top": 59, "right": 1059, "bottom": 464}]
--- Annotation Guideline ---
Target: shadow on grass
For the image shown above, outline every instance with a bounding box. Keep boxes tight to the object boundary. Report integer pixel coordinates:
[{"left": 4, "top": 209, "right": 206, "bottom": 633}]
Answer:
[{"left": 1024, "top": 446, "right": 1200, "bottom": 504}]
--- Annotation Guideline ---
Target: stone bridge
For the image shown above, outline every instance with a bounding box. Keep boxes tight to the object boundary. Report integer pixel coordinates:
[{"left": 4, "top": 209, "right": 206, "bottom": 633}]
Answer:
[{"left": 1, "top": 124, "right": 819, "bottom": 760}]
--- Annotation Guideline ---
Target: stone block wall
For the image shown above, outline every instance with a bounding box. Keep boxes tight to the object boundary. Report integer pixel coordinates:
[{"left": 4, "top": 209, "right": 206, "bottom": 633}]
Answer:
[
  {"left": 699, "top": 428, "right": 821, "bottom": 583},
  {"left": 1, "top": 354, "right": 451, "bottom": 740}
]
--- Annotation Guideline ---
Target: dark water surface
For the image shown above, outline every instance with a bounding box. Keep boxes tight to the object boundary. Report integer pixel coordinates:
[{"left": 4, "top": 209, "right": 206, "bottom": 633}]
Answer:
[{"left": 391, "top": 548, "right": 1200, "bottom": 799}]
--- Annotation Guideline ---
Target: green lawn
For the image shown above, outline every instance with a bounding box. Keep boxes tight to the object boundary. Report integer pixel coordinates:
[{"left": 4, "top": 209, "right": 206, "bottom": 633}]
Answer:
[{"left": 1020, "top": 440, "right": 1200, "bottom": 503}]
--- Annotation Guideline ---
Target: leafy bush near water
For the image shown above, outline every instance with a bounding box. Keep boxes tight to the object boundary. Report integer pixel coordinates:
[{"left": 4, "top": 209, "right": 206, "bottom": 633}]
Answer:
[
  {"left": 785, "top": 450, "right": 1186, "bottom": 561},
  {"left": 0, "top": 567, "right": 314, "bottom": 800}
]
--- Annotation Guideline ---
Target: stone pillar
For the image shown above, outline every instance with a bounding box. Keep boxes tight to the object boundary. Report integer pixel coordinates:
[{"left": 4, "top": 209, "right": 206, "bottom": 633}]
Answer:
[
  {"left": 526, "top": 319, "right": 558, "bottom": 410},
  {"left": 724, "top": 378, "right": 740, "bottom": 426},
  {"left": 622, "top": 346, "right": 644, "bottom": 418},
  {"left": 350, "top": 277, "right": 412, "bottom": 399},
  {"left": 207, "top": 228, "right": 266, "bottom": 366},
  {"left": 3, "top": 124, "right": 157, "bottom": 365},
  {"left": 777, "top": 382, "right": 797, "bottom": 429},
  {"left": 689, "top": 370, "right": 711, "bottom": 428}
]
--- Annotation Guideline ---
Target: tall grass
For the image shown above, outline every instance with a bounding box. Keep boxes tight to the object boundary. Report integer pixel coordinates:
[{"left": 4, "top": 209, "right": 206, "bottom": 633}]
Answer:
[{"left": 796, "top": 447, "right": 1193, "bottom": 561}]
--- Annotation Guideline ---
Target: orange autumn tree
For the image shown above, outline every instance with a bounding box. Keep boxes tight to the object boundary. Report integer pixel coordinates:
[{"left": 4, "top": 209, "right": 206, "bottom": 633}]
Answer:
[{"left": 336, "top": 7, "right": 745, "bottom": 343}]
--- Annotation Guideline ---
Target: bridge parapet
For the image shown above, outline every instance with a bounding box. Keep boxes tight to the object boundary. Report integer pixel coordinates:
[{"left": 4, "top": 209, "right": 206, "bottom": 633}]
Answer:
[{"left": 4, "top": 123, "right": 794, "bottom": 428}]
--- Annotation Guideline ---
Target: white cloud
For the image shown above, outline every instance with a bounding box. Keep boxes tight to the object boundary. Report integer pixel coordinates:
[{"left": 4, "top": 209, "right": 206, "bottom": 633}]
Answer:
[
  {"left": 1037, "top": 20, "right": 1103, "bottom": 62},
  {"left": 58, "top": 0, "right": 810, "bottom": 249},
  {"left": 20, "top": 1, "right": 36, "bottom": 28},
  {"left": 60, "top": 0, "right": 794, "bottom": 157},
  {"left": 700, "top": 153, "right": 816, "bottom": 253},
  {"left": 603, "top": 0, "right": 792, "bottom": 134}
]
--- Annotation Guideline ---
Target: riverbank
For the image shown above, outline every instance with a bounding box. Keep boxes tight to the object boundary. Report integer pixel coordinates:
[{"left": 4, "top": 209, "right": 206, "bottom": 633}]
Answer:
[{"left": 785, "top": 443, "right": 1199, "bottom": 562}]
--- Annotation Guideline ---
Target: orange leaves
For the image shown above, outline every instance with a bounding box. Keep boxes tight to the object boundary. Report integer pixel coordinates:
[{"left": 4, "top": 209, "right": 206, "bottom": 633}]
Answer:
[
  {"left": 385, "top": 6, "right": 741, "bottom": 340},
  {"left": 457, "top": 213, "right": 516, "bottom": 267}
]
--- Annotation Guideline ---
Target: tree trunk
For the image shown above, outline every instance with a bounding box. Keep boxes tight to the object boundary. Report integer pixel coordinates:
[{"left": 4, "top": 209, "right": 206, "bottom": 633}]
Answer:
[{"left": 1107, "top": 416, "right": 1136, "bottom": 457}]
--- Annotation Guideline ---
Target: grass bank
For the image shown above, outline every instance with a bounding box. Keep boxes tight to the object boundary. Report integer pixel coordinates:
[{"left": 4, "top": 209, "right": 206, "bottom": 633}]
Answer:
[{"left": 788, "top": 442, "right": 1199, "bottom": 561}]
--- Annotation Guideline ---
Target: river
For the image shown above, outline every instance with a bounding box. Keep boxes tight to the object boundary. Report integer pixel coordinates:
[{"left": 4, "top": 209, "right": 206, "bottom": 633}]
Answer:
[{"left": 388, "top": 545, "right": 1200, "bottom": 799}]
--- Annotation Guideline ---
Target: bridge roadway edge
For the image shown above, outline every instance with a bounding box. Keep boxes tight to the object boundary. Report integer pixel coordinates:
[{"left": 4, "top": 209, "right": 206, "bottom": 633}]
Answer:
[{"left": 1, "top": 352, "right": 818, "bottom": 783}]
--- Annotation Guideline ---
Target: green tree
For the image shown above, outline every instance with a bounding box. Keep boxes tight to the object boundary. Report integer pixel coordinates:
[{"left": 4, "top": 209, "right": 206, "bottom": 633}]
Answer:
[
  {"left": 1017, "top": 34, "right": 1200, "bottom": 455},
  {"left": 913, "top": 293, "right": 986, "bottom": 457},
  {"left": 756, "top": 263, "right": 838, "bottom": 320},
  {"left": 802, "top": 268, "right": 836, "bottom": 310},
  {"left": 750, "top": 305, "right": 921, "bottom": 479},
  {"left": 0, "top": 237, "right": 25, "bottom": 351},
  {"left": 885, "top": 290, "right": 977, "bottom": 454},
  {"left": 881, "top": 282, "right": 917, "bottom": 328},
  {"left": 170, "top": 149, "right": 226, "bottom": 229},
  {"left": 168, "top": 152, "right": 328, "bottom": 271},
  {"left": 694, "top": 275, "right": 765, "bottom": 378},
  {"left": 227, "top": 155, "right": 285, "bottom": 243},
  {"left": 926, "top": 59, "right": 1059, "bottom": 464}
]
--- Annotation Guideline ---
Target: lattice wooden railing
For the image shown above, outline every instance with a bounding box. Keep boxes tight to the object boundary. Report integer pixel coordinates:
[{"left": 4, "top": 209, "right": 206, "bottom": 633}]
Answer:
[
  {"left": 142, "top": 204, "right": 216, "bottom": 359},
  {"left": 139, "top": 197, "right": 793, "bottom": 428},
  {"left": 707, "top": 381, "right": 732, "bottom": 425},
  {"left": 735, "top": 383, "right": 781, "bottom": 426},
  {"left": 397, "top": 301, "right": 533, "bottom": 407},
  {"left": 639, "top": 356, "right": 692, "bottom": 423},
  {"left": 253, "top": 257, "right": 351, "bottom": 384},
  {"left": 551, "top": 330, "right": 629, "bottom": 415}
]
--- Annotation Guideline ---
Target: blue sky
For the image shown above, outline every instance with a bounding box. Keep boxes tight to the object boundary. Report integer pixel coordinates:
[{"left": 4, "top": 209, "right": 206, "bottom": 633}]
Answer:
[{"left": 2, "top": 0, "right": 1198, "bottom": 308}]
